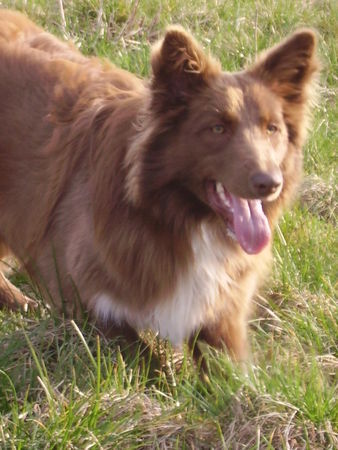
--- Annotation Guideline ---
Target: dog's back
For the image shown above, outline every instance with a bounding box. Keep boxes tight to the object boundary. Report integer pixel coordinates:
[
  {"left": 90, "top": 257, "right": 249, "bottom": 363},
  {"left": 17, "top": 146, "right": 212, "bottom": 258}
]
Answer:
[
  {"left": 0, "top": 10, "right": 85, "bottom": 61},
  {"left": 0, "top": 12, "right": 89, "bottom": 269},
  {"left": 0, "top": 10, "right": 146, "bottom": 315},
  {"left": 0, "top": 10, "right": 41, "bottom": 41}
]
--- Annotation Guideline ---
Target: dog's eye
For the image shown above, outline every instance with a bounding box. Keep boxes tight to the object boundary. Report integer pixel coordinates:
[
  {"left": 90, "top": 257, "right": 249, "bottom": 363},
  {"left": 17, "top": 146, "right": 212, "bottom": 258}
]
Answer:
[
  {"left": 267, "top": 124, "right": 278, "bottom": 135},
  {"left": 211, "top": 124, "right": 225, "bottom": 134}
]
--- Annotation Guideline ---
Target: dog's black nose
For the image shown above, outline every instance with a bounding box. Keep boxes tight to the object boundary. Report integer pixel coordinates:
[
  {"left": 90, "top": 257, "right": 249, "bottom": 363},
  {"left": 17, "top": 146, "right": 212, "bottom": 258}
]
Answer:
[{"left": 250, "top": 171, "right": 282, "bottom": 197}]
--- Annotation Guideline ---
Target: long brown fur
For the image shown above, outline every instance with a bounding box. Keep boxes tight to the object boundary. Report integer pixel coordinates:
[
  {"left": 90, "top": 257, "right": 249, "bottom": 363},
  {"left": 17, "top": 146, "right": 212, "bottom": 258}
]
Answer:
[{"left": 0, "top": 10, "right": 319, "bottom": 361}]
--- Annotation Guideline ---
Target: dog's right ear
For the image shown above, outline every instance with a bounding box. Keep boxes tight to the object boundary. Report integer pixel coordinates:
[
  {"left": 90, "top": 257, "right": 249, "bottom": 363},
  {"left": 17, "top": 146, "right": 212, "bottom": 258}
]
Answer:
[{"left": 151, "top": 27, "right": 220, "bottom": 109}]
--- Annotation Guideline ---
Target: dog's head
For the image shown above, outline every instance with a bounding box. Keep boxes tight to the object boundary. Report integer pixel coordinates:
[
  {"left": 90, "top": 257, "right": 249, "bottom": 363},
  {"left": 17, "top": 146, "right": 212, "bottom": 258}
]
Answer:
[{"left": 127, "top": 27, "right": 319, "bottom": 254}]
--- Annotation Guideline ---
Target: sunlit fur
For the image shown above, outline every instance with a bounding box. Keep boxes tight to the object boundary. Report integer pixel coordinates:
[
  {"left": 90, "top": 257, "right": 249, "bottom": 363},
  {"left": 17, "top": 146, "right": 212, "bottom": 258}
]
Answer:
[{"left": 0, "top": 10, "right": 319, "bottom": 360}]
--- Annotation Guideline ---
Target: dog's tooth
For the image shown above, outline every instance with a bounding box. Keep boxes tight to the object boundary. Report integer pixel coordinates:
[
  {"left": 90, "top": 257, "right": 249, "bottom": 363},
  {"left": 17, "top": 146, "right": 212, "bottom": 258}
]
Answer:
[
  {"left": 219, "top": 188, "right": 230, "bottom": 206},
  {"left": 216, "top": 181, "right": 224, "bottom": 195},
  {"left": 219, "top": 190, "right": 227, "bottom": 202}
]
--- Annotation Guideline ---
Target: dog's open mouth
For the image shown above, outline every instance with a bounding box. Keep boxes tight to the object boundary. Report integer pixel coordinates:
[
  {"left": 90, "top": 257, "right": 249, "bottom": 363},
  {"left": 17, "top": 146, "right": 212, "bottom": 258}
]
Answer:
[{"left": 206, "top": 181, "right": 271, "bottom": 254}]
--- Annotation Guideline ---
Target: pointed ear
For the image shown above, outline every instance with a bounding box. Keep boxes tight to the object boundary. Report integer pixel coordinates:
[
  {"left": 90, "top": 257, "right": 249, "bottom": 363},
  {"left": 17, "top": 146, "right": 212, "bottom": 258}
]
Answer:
[
  {"left": 249, "top": 29, "right": 319, "bottom": 102},
  {"left": 249, "top": 30, "right": 320, "bottom": 147},
  {"left": 151, "top": 26, "right": 221, "bottom": 107}
]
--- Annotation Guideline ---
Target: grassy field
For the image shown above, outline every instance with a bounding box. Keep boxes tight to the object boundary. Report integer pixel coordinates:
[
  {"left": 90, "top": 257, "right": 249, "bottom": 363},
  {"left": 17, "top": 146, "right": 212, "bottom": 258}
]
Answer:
[{"left": 0, "top": 0, "right": 337, "bottom": 448}]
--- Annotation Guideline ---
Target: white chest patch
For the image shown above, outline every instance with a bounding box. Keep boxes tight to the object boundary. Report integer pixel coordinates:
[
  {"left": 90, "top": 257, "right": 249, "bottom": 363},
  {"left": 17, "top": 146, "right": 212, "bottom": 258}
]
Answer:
[{"left": 93, "top": 225, "right": 235, "bottom": 346}]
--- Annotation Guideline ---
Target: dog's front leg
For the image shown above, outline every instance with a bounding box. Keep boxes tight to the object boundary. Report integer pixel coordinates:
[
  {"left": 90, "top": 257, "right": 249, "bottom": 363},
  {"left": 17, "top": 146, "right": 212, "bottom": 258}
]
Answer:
[
  {"left": 190, "top": 307, "right": 249, "bottom": 375},
  {"left": 0, "top": 271, "right": 37, "bottom": 312},
  {"left": 198, "top": 313, "right": 248, "bottom": 361}
]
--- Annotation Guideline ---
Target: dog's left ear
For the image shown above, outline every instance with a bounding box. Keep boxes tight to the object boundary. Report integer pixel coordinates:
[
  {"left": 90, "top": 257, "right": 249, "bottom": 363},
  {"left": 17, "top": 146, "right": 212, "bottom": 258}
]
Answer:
[
  {"left": 249, "top": 29, "right": 319, "bottom": 102},
  {"left": 151, "top": 26, "right": 220, "bottom": 108}
]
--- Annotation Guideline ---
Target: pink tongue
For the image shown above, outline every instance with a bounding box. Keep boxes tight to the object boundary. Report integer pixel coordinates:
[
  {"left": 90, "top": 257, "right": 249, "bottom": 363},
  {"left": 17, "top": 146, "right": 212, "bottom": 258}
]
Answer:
[{"left": 230, "top": 194, "right": 271, "bottom": 254}]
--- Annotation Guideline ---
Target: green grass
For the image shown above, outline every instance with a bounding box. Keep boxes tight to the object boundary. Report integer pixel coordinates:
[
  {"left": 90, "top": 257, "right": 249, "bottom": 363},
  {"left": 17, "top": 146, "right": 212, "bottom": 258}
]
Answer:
[{"left": 0, "top": 0, "right": 337, "bottom": 448}]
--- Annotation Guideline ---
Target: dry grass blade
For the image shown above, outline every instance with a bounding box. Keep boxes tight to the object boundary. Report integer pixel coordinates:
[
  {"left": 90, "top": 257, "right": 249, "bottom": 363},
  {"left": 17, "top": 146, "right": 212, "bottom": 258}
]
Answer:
[
  {"left": 96, "top": 0, "right": 104, "bottom": 37},
  {"left": 113, "top": 0, "right": 141, "bottom": 44},
  {"left": 300, "top": 174, "right": 337, "bottom": 224},
  {"left": 57, "top": 0, "right": 67, "bottom": 39}
]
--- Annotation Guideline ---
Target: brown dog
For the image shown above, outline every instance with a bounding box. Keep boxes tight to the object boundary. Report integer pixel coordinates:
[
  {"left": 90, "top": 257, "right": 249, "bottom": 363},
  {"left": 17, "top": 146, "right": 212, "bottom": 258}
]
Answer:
[{"left": 0, "top": 10, "right": 318, "bottom": 360}]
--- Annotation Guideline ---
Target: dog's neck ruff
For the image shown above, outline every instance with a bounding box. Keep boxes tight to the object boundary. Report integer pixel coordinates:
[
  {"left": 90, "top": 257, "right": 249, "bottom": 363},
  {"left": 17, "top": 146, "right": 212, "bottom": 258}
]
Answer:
[{"left": 92, "top": 224, "right": 236, "bottom": 345}]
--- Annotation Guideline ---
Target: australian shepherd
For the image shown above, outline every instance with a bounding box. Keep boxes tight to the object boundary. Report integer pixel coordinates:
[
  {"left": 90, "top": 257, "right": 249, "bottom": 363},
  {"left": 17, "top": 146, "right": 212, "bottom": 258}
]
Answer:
[{"left": 0, "top": 10, "right": 318, "bottom": 361}]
